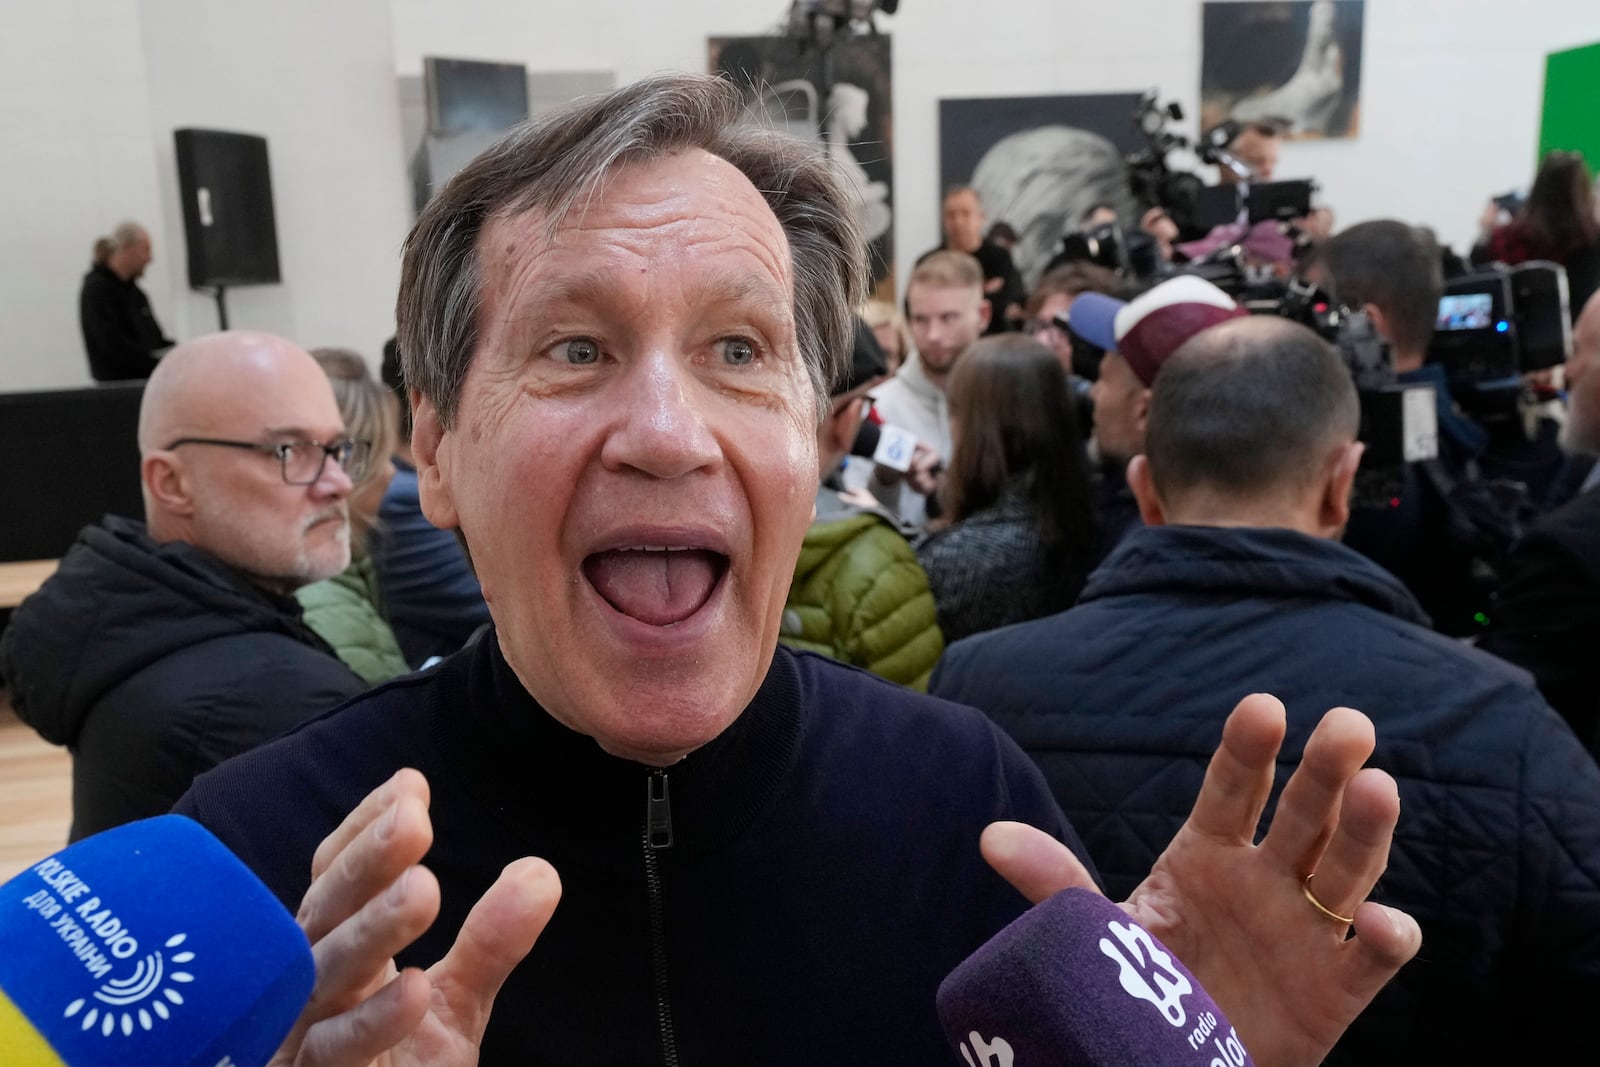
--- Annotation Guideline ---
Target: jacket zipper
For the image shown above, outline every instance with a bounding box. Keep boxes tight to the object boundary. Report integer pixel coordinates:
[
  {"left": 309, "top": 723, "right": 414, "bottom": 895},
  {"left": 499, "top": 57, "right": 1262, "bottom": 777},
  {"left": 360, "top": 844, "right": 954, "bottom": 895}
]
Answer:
[{"left": 644, "top": 769, "right": 680, "bottom": 1067}]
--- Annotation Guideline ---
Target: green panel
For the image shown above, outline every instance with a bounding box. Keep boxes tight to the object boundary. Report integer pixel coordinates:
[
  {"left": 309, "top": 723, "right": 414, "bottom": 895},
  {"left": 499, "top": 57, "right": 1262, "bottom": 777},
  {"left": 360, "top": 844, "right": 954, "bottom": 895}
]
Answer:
[{"left": 1539, "top": 40, "right": 1600, "bottom": 168}]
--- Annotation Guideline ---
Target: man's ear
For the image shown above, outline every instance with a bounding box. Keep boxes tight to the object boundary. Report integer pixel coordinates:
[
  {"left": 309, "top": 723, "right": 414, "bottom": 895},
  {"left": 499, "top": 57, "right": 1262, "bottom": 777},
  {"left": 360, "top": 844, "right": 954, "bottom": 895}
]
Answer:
[
  {"left": 975, "top": 293, "right": 992, "bottom": 334},
  {"left": 141, "top": 451, "right": 194, "bottom": 518},
  {"left": 1362, "top": 302, "right": 1391, "bottom": 345},
  {"left": 1320, "top": 440, "right": 1365, "bottom": 534},
  {"left": 1132, "top": 386, "right": 1153, "bottom": 443},
  {"left": 410, "top": 390, "right": 459, "bottom": 530},
  {"left": 1127, "top": 454, "right": 1167, "bottom": 526}
]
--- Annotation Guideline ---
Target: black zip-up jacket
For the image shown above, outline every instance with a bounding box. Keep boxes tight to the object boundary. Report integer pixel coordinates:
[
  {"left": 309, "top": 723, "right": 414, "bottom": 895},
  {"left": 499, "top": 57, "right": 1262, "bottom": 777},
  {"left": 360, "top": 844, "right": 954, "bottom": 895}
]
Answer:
[
  {"left": 934, "top": 524, "right": 1600, "bottom": 1065},
  {"left": 177, "top": 638, "right": 1084, "bottom": 1064},
  {"left": 0, "top": 516, "right": 365, "bottom": 839},
  {"left": 78, "top": 264, "right": 173, "bottom": 381}
]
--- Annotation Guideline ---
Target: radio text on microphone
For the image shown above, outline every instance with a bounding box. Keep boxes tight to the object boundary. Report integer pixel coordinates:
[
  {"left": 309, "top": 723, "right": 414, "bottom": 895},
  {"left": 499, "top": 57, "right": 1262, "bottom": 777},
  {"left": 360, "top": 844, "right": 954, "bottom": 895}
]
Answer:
[{"left": 18, "top": 857, "right": 146, "bottom": 981}]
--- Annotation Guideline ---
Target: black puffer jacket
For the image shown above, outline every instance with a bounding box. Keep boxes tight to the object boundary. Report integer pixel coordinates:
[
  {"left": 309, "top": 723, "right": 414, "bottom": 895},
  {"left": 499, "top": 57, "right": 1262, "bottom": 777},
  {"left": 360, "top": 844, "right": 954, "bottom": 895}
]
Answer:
[
  {"left": 0, "top": 516, "right": 365, "bottom": 839},
  {"left": 933, "top": 524, "right": 1600, "bottom": 1065}
]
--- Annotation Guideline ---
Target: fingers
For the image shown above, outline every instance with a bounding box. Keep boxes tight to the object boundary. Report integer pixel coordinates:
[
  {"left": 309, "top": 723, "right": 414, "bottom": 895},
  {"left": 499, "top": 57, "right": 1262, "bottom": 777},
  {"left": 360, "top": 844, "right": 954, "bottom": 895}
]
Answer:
[
  {"left": 1301, "top": 768, "right": 1399, "bottom": 922},
  {"left": 1261, "top": 706, "right": 1376, "bottom": 874},
  {"left": 298, "top": 786, "right": 434, "bottom": 945},
  {"left": 311, "top": 768, "right": 431, "bottom": 881},
  {"left": 1183, "top": 693, "right": 1286, "bottom": 844},
  {"left": 308, "top": 865, "right": 442, "bottom": 1017},
  {"left": 980, "top": 821, "right": 1101, "bottom": 905},
  {"left": 1344, "top": 900, "right": 1423, "bottom": 995},
  {"left": 431, "top": 858, "right": 563, "bottom": 1045},
  {"left": 293, "top": 967, "right": 433, "bottom": 1067}
]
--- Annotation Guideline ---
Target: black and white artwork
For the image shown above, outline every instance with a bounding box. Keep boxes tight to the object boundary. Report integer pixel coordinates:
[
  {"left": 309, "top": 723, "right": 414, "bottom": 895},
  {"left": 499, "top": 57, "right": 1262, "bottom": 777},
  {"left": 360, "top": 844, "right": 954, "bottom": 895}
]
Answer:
[
  {"left": 939, "top": 93, "right": 1144, "bottom": 288},
  {"left": 1201, "top": 0, "right": 1365, "bottom": 139},
  {"left": 709, "top": 35, "right": 895, "bottom": 300}
]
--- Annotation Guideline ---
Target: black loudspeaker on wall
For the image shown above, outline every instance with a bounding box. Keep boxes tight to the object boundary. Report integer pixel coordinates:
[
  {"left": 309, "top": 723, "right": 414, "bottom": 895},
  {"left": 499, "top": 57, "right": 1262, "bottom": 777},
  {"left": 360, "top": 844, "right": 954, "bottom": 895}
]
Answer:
[{"left": 173, "top": 128, "right": 282, "bottom": 289}]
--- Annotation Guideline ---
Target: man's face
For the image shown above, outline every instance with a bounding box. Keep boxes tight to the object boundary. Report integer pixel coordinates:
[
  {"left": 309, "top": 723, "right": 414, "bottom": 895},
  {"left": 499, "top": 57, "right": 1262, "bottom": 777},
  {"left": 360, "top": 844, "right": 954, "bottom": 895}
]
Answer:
[
  {"left": 415, "top": 149, "right": 818, "bottom": 766},
  {"left": 184, "top": 357, "right": 353, "bottom": 591},
  {"left": 907, "top": 281, "right": 986, "bottom": 378},
  {"left": 942, "top": 190, "right": 985, "bottom": 253},
  {"left": 119, "top": 232, "right": 153, "bottom": 280},
  {"left": 1564, "top": 297, "right": 1600, "bottom": 452},
  {"left": 1090, "top": 351, "right": 1148, "bottom": 463},
  {"left": 1031, "top": 291, "right": 1076, "bottom": 372},
  {"left": 1232, "top": 129, "right": 1279, "bottom": 182}
]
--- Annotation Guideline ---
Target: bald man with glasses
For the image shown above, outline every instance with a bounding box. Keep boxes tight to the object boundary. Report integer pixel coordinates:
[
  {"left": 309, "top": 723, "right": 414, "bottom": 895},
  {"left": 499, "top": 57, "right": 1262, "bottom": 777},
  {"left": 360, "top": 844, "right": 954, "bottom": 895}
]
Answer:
[{"left": 1, "top": 331, "right": 371, "bottom": 839}]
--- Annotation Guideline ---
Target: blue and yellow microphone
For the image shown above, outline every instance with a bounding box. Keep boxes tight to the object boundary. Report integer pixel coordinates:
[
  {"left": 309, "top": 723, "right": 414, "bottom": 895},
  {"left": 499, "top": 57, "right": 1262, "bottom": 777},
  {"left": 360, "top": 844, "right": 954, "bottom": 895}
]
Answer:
[{"left": 0, "top": 815, "right": 314, "bottom": 1067}]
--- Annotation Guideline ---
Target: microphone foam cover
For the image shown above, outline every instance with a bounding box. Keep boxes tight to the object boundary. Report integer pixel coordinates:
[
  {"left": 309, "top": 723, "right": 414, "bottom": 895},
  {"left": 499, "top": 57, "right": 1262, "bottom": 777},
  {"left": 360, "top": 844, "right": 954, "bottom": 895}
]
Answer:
[
  {"left": 0, "top": 815, "right": 314, "bottom": 1067},
  {"left": 938, "top": 887, "right": 1254, "bottom": 1066}
]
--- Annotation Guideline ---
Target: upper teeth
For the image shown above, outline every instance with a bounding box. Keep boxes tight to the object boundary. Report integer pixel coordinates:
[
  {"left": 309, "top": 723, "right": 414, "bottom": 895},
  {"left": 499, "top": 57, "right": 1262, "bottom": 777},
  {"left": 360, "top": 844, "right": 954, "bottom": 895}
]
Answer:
[{"left": 626, "top": 545, "right": 694, "bottom": 552}]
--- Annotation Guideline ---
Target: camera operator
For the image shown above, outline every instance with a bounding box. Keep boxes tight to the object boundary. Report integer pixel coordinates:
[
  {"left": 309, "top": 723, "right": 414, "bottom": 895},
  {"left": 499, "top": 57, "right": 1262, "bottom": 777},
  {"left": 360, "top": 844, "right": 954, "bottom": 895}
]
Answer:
[
  {"left": 1023, "top": 261, "right": 1124, "bottom": 378},
  {"left": 1481, "top": 290, "right": 1600, "bottom": 754},
  {"left": 1216, "top": 120, "right": 1282, "bottom": 186},
  {"left": 1309, "top": 220, "right": 1542, "bottom": 635}
]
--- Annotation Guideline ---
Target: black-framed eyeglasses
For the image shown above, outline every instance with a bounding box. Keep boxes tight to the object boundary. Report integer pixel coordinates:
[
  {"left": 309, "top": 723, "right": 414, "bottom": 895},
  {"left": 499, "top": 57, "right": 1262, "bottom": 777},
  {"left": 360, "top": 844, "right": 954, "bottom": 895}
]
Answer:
[{"left": 164, "top": 437, "right": 372, "bottom": 485}]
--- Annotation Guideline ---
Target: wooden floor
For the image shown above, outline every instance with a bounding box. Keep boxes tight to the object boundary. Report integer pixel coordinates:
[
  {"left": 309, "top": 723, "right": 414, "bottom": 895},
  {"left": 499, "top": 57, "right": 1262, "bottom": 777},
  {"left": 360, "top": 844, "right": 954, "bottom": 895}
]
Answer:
[{"left": 0, "top": 693, "right": 72, "bottom": 881}]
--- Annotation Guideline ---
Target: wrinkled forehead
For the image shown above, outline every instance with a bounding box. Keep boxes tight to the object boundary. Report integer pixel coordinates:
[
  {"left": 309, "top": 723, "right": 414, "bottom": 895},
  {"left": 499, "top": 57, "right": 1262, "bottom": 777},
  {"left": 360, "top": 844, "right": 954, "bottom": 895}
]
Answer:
[{"left": 478, "top": 150, "right": 794, "bottom": 298}]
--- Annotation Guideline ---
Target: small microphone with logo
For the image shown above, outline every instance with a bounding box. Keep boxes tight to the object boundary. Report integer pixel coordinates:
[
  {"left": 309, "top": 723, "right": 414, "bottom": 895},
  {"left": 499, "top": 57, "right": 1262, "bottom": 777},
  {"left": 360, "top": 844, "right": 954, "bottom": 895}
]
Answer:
[
  {"left": 0, "top": 815, "right": 314, "bottom": 1067},
  {"left": 937, "top": 888, "right": 1255, "bottom": 1066}
]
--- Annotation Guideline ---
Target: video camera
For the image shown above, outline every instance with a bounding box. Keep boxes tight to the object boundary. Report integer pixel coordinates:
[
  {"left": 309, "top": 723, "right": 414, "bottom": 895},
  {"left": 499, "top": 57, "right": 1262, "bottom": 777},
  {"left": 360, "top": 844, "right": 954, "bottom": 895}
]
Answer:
[
  {"left": 1123, "top": 91, "right": 1319, "bottom": 239},
  {"left": 1428, "top": 261, "right": 1571, "bottom": 402},
  {"left": 1267, "top": 281, "right": 1439, "bottom": 508}
]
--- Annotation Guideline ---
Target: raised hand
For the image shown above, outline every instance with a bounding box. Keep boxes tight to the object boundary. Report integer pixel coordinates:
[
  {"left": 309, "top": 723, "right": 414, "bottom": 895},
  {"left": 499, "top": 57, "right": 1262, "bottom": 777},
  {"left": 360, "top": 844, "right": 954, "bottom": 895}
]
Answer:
[
  {"left": 270, "top": 769, "right": 561, "bottom": 1067},
  {"left": 981, "top": 693, "right": 1421, "bottom": 1067}
]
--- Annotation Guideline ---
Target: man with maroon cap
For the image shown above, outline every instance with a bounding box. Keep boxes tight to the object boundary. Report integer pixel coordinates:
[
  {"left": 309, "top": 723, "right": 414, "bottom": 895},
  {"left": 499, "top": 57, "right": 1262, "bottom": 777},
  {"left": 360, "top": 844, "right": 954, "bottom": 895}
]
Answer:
[{"left": 1069, "top": 275, "right": 1248, "bottom": 546}]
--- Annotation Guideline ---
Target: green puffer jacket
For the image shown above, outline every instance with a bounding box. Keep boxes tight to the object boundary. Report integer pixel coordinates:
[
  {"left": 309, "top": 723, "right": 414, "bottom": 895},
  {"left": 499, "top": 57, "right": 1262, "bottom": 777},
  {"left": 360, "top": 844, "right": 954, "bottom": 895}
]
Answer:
[
  {"left": 295, "top": 554, "right": 411, "bottom": 686},
  {"left": 781, "top": 490, "right": 944, "bottom": 690}
]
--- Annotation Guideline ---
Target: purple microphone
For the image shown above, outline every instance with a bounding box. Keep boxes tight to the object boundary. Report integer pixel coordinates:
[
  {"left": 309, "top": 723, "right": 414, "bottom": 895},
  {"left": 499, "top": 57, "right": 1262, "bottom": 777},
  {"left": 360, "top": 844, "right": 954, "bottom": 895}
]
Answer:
[{"left": 937, "top": 888, "right": 1255, "bottom": 1066}]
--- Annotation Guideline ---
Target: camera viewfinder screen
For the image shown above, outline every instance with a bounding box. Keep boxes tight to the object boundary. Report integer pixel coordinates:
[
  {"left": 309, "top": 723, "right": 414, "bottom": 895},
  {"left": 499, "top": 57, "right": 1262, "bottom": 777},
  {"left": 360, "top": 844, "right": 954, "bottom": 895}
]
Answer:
[{"left": 1437, "top": 293, "right": 1494, "bottom": 331}]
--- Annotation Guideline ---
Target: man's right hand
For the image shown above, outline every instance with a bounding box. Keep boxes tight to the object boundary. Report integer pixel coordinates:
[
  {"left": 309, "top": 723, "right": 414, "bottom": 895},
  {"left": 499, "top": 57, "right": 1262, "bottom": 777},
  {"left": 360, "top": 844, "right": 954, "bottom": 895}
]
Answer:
[
  {"left": 271, "top": 769, "right": 561, "bottom": 1066},
  {"left": 904, "top": 443, "right": 943, "bottom": 497}
]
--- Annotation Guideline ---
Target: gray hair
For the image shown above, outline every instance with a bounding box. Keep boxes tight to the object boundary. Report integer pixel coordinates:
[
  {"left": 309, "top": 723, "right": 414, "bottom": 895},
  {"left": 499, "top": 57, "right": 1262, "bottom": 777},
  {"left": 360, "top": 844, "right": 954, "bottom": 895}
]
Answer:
[
  {"left": 110, "top": 221, "right": 147, "bottom": 249},
  {"left": 397, "top": 72, "right": 867, "bottom": 428}
]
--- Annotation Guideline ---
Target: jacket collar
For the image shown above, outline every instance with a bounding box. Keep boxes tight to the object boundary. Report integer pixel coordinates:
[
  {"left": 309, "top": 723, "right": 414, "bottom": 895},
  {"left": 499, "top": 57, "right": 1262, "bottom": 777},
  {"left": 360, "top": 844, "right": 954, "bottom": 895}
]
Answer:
[
  {"left": 438, "top": 631, "right": 805, "bottom": 861},
  {"left": 1080, "top": 523, "right": 1430, "bottom": 627}
]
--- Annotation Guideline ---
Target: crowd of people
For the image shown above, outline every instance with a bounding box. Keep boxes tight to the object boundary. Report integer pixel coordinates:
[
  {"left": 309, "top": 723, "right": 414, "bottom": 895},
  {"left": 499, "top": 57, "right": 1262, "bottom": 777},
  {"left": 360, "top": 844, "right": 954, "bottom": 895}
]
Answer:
[{"left": 4, "top": 72, "right": 1599, "bottom": 1063}]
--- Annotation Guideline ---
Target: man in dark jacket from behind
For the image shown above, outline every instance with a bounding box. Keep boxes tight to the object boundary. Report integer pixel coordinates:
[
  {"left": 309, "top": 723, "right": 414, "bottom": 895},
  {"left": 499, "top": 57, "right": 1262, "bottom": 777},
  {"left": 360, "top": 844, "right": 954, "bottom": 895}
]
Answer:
[
  {"left": 0, "top": 331, "right": 368, "bottom": 839},
  {"left": 933, "top": 316, "right": 1600, "bottom": 1064}
]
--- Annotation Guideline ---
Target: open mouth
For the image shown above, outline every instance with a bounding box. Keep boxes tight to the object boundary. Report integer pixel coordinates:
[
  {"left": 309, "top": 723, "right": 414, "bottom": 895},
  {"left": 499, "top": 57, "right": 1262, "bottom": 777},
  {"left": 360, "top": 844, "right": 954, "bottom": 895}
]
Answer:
[{"left": 582, "top": 546, "right": 730, "bottom": 627}]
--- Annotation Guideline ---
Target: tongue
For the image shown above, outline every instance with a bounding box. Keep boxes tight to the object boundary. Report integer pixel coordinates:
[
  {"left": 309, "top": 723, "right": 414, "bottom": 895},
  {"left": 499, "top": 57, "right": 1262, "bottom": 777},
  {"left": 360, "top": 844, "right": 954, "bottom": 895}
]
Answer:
[{"left": 585, "top": 549, "right": 722, "bottom": 626}]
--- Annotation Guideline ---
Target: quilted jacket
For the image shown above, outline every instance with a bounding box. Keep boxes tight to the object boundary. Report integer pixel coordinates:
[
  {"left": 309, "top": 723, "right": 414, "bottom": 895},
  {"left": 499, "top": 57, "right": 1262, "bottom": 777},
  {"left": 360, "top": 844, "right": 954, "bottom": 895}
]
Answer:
[
  {"left": 295, "top": 552, "right": 410, "bottom": 685},
  {"left": 932, "top": 523, "right": 1600, "bottom": 1064},
  {"left": 781, "top": 488, "right": 943, "bottom": 690}
]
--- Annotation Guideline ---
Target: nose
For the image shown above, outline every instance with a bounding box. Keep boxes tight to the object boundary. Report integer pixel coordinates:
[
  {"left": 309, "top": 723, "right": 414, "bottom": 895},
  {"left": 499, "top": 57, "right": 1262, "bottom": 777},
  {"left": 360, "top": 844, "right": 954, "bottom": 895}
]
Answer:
[
  {"left": 311, "top": 451, "right": 355, "bottom": 500},
  {"left": 600, "top": 351, "right": 723, "bottom": 479}
]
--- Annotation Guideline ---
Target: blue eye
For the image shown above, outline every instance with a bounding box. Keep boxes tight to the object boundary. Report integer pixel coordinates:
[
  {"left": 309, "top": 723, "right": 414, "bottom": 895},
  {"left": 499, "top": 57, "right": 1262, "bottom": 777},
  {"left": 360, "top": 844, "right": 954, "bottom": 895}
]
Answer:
[
  {"left": 562, "top": 338, "right": 600, "bottom": 365},
  {"left": 720, "top": 338, "right": 756, "bottom": 366}
]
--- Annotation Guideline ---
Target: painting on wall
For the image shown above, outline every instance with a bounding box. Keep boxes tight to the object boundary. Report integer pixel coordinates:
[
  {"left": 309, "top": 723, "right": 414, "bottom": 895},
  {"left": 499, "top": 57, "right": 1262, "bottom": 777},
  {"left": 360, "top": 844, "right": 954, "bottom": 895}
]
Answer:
[
  {"left": 938, "top": 93, "right": 1144, "bottom": 288},
  {"left": 1201, "top": 0, "right": 1365, "bottom": 140},
  {"left": 709, "top": 35, "right": 895, "bottom": 301}
]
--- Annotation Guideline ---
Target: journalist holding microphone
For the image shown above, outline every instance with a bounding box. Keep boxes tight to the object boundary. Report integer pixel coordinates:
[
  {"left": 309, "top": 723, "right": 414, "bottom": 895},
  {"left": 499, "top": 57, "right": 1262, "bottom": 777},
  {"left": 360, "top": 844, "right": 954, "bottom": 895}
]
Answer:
[{"left": 164, "top": 75, "right": 1419, "bottom": 1065}]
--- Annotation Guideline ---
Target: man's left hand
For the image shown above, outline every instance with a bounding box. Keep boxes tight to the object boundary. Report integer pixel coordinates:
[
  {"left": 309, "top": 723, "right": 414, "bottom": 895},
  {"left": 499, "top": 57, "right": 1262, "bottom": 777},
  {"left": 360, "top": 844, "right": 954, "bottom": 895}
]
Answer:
[{"left": 981, "top": 693, "right": 1422, "bottom": 1067}]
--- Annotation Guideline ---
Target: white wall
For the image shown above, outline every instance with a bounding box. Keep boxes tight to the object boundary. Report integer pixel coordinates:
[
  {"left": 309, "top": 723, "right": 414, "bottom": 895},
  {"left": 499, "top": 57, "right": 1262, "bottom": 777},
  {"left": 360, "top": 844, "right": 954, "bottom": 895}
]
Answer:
[
  {"left": 393, "top": 0, "right": 1600, "bottom": 296},
  {"left": 0, "top": 2, "right": 165, "bottom": 391},
  {"left": 2, "top": 0, "right": 1595, "bottom": 393},
  {"left": 0, "top": 0, "right": 412, "bottom": 393},
  {"left": 138, "top": 0, "right": 411, "bottom": 357}
]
